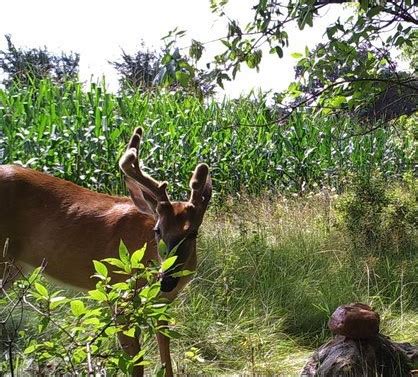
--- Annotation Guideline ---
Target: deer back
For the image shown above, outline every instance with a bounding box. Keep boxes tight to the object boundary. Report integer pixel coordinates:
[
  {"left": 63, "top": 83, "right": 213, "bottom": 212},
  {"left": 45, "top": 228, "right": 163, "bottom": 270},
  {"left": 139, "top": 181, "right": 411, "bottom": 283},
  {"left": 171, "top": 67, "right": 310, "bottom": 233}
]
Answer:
[{"left": 0, "top": 164, "right": 156, "bottom": 290}]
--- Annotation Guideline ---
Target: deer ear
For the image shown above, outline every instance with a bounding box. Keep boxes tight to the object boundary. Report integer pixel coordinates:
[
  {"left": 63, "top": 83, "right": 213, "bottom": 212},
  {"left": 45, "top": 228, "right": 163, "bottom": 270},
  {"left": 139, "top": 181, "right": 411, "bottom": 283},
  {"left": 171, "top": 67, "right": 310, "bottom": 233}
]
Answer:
[
  {"left": 189, "top": 164, "right": 212, "bottom": 208},
  {"left": 201, "top": 174, "right": 212, "bottom": 208},
  {"left": 125, "top": 177, "right": 157, "bottom": 215}
]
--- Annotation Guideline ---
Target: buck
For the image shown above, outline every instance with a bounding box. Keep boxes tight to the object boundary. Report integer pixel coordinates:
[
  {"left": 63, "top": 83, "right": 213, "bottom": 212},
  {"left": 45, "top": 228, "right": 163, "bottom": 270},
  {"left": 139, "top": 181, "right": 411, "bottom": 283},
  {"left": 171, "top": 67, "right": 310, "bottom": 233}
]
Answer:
[{"left": 0, "top": 127, "right": 212, "bottom": 376}]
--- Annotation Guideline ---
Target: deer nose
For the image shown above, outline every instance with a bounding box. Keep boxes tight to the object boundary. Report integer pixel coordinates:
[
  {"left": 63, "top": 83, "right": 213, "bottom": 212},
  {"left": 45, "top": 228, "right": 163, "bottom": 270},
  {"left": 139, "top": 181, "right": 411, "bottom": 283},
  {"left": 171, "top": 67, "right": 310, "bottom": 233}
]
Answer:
[{"left": 161, "top": 275, "right": 179, "bottom": 293}]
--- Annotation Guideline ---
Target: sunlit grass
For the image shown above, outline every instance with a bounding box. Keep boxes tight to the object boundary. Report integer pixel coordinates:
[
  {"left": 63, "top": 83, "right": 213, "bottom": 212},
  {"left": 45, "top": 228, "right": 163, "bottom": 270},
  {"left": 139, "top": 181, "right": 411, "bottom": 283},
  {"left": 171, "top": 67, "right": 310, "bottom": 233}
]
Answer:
[{"left": 170, "top": 195, "right": 417, "bottom": 375}]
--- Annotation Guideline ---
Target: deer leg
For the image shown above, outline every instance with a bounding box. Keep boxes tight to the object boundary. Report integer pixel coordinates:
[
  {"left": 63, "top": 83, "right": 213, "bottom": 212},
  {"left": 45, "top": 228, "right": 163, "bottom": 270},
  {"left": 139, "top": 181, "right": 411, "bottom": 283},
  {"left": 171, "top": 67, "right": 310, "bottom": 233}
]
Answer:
[
  {"left": 156, "top": 320, "right": 174, "bottom": 377},
  {"left": 117, "top": 331, "right": 144, "bottom": 377}
]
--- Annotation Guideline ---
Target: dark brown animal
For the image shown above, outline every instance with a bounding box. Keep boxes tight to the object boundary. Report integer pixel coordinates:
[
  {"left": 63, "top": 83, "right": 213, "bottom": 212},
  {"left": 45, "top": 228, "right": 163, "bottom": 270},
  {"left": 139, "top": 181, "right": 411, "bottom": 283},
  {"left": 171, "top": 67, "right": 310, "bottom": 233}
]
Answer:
[{"left": 0, "top": 127, "right": 212, "bottom": 376}]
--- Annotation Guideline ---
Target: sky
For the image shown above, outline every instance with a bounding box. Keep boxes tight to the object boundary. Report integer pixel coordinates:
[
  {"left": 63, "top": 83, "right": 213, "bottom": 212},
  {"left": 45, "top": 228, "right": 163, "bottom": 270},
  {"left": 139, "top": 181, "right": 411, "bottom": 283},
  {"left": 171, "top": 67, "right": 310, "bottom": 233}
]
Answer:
[{"left": 0, "top": 0, "right": 349, "bottom": 97}]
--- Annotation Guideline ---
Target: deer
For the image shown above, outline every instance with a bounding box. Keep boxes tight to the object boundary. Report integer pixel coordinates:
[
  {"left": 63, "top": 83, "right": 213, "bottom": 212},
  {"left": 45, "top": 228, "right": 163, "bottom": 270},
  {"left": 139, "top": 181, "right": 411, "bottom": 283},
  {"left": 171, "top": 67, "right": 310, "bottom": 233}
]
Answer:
[{"left": 0, "top": 127, "right": 212, "bottom": 376}]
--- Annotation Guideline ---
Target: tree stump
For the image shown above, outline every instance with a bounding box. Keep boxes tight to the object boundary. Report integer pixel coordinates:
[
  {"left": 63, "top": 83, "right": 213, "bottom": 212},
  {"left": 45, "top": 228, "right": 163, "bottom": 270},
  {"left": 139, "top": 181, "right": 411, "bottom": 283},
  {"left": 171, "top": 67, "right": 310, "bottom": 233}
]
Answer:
[{"left": 301, "top": 303, "right": 418, "bottom": 377}]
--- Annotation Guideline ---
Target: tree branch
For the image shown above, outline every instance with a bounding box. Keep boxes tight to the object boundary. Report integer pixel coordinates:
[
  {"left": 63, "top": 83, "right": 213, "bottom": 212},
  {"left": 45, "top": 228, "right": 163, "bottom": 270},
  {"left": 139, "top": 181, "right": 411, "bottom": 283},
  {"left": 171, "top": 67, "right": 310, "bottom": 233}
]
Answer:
[{"left": 229, "top": 77, "right": 417, "bottom": 129}]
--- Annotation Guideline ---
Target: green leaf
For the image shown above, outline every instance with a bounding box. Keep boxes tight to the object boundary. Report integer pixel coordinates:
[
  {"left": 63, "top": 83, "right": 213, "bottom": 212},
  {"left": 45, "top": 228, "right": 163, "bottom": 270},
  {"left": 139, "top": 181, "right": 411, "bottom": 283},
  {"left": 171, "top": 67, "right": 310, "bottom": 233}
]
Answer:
[
  {"left": 123, "top": 327, "right": 137, "bottom": 338},
  {"left": 73, "top": 348, "right": 87, "bottom": 363},
  {"left": 105, "top": 326, "right": 118, "bottom": 336},
  {"left": 49, "top": 296, "right": 67, "bottom": 310},
  {"left": 93, "top": 260, "right": 108, "bottom": 277},
  {"left": 291, "top": 52, "right": 302, "bottom": 59},
  {"left": 70, "top": 300, "right": 86, "bottom": 317},
  {"left": 245, "top": 50, "right": 262, "bottom": 68},
  {"left": 167, "top": 238, "right": 185, "bottom": 258},
  {"left": 146, "top": 283, "right": 161, "bottom": 300},
  {"left": 34, "top": 282, "right": 48, "bottom": 298},
  {"left": 329, "top": 95, "right": 347, "bottom": 108},
  {"left": 175, "top": 71, "right": 191, "bottom": 86},
  {"left": 367, "top": 6, "right": 382, "bottom": 18},
  {"left": 161, "top": 53, "right": 172, "bottom": 65},
  {"left": 179, "top": 60, "right": 194, "bottom": 74},
  {"left": 275, "top": 46, "right": 283, "bottom": 58},
  {"left": 156, "top": 367, "right": 166, "bottom": 377},
  {"left": 170, "top": 270, "right": 195, "bottom": 278},
  {"left": 112, "top": 282, "right": 130, "bottom": 290},
  {"left": 135, "top": 359, "right": 152, "bottom": 366},
  {"left": 24, "top": 344, "right": 37, "bottom": 354},
  {"left": 118, "top": 356, "right": 129, "bottom": 373},
  {"left": 132, "top": 349, "right": 147, "bottom": 363},
  {"left": 326, "top": 25, "right": 338, "bottom": 39},
  {"left": 28, "top": 267, "right": 42, "bottom": 284},
  {"left": 189, "top": 39, "right": 204, "bottom": 61},
  {"left": 131, "top": 246, "right": 146, "bottom": 268},
  {"left": 88, "top": 289, "right": 108, "bottom": 301},
  {"left": 83, "top": 317, "right": 101, "bottom": 326},
  {"left": 38, "top": 317, "right": 49, "bottom": 333},
  {"left": 221, "top": 39, "right": 232, "bottom": 48},
  {"left": 119, "top": 240, "right": 130, "bottom": 265},
  {"left": 140, "top": 283, "right": 161, "bottom": 300},
  {"left": 359, "top": 0, "right": 369, "bottom": 11},
  {"left": 158, "top": 327, "right": 181, "bottom": 339},
  {"left": 103, "top": 257, "right": 126, "bottom": 270},
  {"left": 161, "top": 256, "right": 178, "bottom": 272},
  {"left": 158, "top": 240, "right": 168, "bottom": 258}
]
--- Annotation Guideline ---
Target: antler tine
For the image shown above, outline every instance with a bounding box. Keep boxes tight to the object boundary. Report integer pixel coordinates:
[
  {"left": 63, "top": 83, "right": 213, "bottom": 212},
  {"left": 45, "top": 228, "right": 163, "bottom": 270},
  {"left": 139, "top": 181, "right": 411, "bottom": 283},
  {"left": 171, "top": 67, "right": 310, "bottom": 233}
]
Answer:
[
  {"left": 119, "top": 128, "right": 170, "bottom": 203},
  {"left": 189, "top": 163, "right": 211, "bottom": 206}
]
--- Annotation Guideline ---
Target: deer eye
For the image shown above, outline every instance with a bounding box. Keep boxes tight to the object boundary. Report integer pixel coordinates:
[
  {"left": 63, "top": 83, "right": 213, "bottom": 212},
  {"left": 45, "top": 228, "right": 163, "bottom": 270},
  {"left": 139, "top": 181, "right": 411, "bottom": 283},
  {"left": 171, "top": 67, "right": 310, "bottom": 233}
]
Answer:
[{"left": 153, "top": 226, "right": 161, "bottom": 236}]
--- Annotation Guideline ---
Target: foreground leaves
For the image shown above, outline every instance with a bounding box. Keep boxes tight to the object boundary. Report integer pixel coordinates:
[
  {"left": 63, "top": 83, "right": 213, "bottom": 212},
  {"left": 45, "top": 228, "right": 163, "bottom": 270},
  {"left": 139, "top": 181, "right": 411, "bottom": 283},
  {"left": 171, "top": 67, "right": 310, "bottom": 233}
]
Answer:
[{"left": 2, "top": 242, "right": 181, "bottom": 375}]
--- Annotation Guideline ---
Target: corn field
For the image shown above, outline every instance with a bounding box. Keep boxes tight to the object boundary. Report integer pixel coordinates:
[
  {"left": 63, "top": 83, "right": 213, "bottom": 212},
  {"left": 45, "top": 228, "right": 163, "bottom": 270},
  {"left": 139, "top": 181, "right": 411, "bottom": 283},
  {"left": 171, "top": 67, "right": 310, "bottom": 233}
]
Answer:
[{"left": 0, "top": 79, "right": 415, "bottom": 198}]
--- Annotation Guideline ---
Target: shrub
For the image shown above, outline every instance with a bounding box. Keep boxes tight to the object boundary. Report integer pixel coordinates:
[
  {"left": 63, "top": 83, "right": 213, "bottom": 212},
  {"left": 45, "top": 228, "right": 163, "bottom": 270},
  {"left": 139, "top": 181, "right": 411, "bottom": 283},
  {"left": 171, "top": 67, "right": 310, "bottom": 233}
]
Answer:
[
  {"left": 0, "top": 35, "right": 79, "bottom": 88},
  {"left": 0, "top": 242, "right": 175, "bottom": 375},
  {"left": 336, "top": 173, "right": 417, "bottom": 253}
]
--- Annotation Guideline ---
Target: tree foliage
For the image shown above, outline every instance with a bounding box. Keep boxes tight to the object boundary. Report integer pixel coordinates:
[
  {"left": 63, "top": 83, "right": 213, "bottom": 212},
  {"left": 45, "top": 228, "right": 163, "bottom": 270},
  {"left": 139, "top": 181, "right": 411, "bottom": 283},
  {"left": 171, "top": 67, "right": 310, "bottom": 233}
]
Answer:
[
  {"left": 401, "top": 28, "right": 418, "bottom": 72},
  {"left": 111, "top": 36, "right": 215, "bottom": 98},
  {"left": 110, "top": 42, "right": 161, "bottom": 92},
  {"left": 0, "top": 35, "right": 79, "bottom": 87},
  {"left": 291, "top": 41, "right": 418, "bottom": 122},
  {"left": 187, "top": 0, "right": 418, "bottom": 120}
]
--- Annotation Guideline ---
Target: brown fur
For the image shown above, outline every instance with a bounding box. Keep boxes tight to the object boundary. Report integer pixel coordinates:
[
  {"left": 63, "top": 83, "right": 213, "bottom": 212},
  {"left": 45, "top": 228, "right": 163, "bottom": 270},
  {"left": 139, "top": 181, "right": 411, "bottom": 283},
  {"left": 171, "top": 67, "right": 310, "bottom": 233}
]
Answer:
[{"left": 0, "top": 165, "right": 156, "bottom": 288}]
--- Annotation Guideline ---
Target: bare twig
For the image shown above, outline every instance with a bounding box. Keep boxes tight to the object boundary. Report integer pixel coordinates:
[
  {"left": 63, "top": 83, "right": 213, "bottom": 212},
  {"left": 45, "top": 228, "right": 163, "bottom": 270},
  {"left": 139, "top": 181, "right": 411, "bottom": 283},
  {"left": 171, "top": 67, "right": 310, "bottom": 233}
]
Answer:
[{"left": 86, "top": 342, "right": 94, "bottom": 376}]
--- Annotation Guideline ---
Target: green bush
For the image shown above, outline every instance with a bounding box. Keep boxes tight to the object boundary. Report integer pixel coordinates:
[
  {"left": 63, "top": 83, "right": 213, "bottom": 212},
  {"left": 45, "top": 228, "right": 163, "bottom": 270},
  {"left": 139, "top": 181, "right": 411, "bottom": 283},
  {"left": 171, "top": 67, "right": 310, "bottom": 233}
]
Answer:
[
  {"left": 336, "top": 173, "right": 417, "bottom": 253},
  {"left": 382, "top": 178, "right": 418, "bottom": 251},
  {"left": 0, "top": 242, "right": 175, "bottom": 375}
]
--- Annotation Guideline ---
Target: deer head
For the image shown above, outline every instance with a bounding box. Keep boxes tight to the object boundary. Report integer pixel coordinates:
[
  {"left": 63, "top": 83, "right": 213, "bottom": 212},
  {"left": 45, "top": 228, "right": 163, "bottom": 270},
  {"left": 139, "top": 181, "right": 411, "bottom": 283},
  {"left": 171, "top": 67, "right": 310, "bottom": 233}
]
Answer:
[{"left": 119, "top": 127, "right": 212, "bottom": 293}]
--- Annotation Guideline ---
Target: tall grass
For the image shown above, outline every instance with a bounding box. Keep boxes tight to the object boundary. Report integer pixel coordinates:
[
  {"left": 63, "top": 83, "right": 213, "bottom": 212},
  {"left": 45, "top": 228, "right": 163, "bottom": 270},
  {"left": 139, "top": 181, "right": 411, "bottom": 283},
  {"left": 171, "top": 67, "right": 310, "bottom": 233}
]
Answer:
[
  {"left": 1, "top": 79, "right": 415, "bottom": 198},
  {"left": 171, "top": 194, "right": 417, "bottom": 374}
]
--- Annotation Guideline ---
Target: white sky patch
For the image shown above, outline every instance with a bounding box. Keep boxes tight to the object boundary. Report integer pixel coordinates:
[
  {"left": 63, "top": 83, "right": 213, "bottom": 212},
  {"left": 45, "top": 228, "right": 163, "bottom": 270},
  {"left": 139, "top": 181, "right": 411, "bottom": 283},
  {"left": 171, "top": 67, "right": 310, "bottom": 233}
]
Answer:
[{"left": 1, "top": 0, "right": 351, "bottom": 97}]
